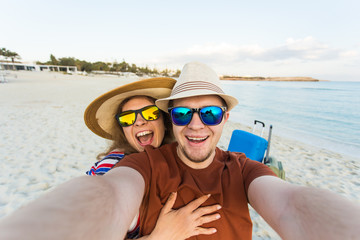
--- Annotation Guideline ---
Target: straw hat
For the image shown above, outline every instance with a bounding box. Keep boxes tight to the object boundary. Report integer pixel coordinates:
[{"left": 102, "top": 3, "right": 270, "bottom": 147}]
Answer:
[
  {"left": 156, "top": 62, "right": 238, "bottom": 112},
  {"left": 84, "top": 77, "right": 176, "bottom": 140}
]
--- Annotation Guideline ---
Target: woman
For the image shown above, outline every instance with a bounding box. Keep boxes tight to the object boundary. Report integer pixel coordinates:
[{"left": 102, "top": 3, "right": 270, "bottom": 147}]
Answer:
[
  {"left": 84, "top": 77, "right": 175, "bottom": 177},
  {"left": 84, "top": 77, "right": 220, "bottom": 239}
]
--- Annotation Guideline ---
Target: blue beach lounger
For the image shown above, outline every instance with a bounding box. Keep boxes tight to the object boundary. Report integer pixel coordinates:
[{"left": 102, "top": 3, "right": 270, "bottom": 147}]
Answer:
[{"left": 227, "top": 120, "right": 285, "bottom": 179}]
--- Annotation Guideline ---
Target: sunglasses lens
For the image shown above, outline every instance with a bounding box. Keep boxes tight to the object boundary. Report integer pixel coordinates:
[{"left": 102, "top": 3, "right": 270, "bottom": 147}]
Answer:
[
  {"left": 200, "top": 106, "right": 224, "bottom": 125},
  {"left": 118, "top": 112, "right": 136, "bottom": 127},
  {"left": 142, "top": 106, "right": 160, "bottom": 121},
  {"left": 117, "top": 105, "right": 160, "bottom": 127},
  {"left": 170, "top": 107, "right": 193, "bottom": 126}
]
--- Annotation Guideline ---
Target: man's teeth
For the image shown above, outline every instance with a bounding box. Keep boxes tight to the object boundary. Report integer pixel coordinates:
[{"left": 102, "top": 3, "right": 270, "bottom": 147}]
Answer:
[
  {"left": 137, "top": 131, "right": 152, "bottom": 137},
  {"left": 187, "top": 136, "right": 207, "bottom": 141}
]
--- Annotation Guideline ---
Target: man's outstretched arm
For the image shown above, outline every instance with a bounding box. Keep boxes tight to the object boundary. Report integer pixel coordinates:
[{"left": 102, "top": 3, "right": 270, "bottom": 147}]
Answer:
[
  {"left": 0, "top": 167, "right": 145, "bottom": 240},
  {"left": 248, "top": 176, "right": 360, "bottom": 240}
]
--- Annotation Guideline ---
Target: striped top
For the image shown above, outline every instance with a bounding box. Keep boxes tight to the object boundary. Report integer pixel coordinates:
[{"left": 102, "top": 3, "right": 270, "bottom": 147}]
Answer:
[
  {"left": 86, "top": 151, "right": 140, "bottom": 238},
  {"left": 86, "top": 151, "right": 125, "bottom": 176}
]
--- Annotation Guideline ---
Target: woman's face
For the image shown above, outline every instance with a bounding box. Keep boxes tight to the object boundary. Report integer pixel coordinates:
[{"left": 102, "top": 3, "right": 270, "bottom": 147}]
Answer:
[{"left": 121, "top": 96, "right": 166, "bottom": 152}]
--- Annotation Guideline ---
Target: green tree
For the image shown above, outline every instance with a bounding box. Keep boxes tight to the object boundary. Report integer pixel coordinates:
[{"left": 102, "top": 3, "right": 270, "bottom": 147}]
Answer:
[
  {"left": 119, "top": 60, "right": 130, "bottom": 72},
  {"left": 50, "top": 54, "right": 59, "bottom": 65},
  {"left": 173, "top": 69, "right": 181, "bottom": 77},
  {"left": 129, "top": 64, "right": 137, "bottom": 73},
  {"left": 0, "top": 48, "right": 6, "bottom": 57},
  {"left": 92, "top": 61, "right": 109, "bottom": 71},
  {"left": 32, "top": 53, "right": 181, "bottom": 76},
  {"left": 59, "top": 57, "right": 76, "bottom": 66},
  {"left": 0, "top": 48, "right": 21, "bottom": 63},
  {"left": 152, "top": 67, "right": 159, "bottom": 75},
  {"left": 139, "top": 66, "right": 150, "bottom": 74},
  {"left": 9, "top": 51, "right": 20, "bottom": 63},
  {"left": 0, "top": 48, "right": 21, "bottom": 70},
  {"left": 78, "top": 61, "right": 93, "bottom": 72},
  {"left": 161, "top": 68, "right": 170, "bottom": 77}
]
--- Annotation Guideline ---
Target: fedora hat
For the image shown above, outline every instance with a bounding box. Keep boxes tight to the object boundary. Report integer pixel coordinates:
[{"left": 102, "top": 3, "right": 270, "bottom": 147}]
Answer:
[
  {"left": 156, "top": 62, "right": 238, "bottom": 112},
  {"left": 84, "top": 77, "right": 176, "bottom": 140}
]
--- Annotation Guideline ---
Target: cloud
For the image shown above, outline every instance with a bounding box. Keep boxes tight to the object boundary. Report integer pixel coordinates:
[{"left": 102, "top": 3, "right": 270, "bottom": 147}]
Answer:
[
  {"left": 262, "top": 37, "right": 338, "bottom": 60},
  {"left": 157, "top": 37, "right": 358, "bottom": 64},
  {"left": 339, "top": 50, "right": 358, "bottom": 58},
  {"left": 143, "top": 37, "right": 360, "bottom": 81}
]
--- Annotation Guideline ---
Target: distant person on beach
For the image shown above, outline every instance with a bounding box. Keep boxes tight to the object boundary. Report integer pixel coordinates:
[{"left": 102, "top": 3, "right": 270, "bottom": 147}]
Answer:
[
  {"left": 0, "top": 70, "right": 6, "bottom": 83},
  {"left": 83, "top": 77, "right": 220, "bottom": 239},
  {"left": 0, "top": 62, "right": 359, "bottom": 240}
]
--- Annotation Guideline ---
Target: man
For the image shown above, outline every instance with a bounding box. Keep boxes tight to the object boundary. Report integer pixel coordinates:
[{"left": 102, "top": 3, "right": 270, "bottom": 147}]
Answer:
[
  {"left": 114, "top": 62, "right": 278, "bottom": 239},
  {"left": 0, "top": 62, "right": 359, "bottom": 240}
]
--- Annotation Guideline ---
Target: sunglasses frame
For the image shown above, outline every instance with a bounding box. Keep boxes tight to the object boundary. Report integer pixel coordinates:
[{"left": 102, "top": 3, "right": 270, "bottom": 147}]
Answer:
[
  {"left": 168, "top": 106, "right": 227, "bottom": 126},
  {"left": 115, "top": 105, "right": 161, "bottom": 127}
]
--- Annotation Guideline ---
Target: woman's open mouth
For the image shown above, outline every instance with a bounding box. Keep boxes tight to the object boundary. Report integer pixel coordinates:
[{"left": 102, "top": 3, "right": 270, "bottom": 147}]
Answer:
[{"left": 136, "top": 130, "right": 154, "bottom": 146}]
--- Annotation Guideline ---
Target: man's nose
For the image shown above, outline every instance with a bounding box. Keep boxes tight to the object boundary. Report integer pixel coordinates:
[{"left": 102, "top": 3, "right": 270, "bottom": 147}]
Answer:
[{"left": 187, "top": 112, "right": 205, "bottom": 129}]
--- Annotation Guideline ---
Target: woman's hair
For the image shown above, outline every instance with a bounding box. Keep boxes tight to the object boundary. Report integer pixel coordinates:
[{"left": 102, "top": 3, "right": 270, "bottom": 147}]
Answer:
[{"left": 97, "top": 96, "right": 174, "bottom": 159}]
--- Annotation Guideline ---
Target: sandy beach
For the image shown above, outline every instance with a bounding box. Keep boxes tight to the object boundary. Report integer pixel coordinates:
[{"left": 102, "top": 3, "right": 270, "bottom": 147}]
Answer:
[{"left": 1, "top": 71, "right": 359, "bottom": 240}]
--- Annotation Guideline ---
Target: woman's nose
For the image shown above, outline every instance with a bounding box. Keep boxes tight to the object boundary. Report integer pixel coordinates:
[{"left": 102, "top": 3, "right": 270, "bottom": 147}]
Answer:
[{"left": 134, "top": 113, "right": 146, "bottom": 126}]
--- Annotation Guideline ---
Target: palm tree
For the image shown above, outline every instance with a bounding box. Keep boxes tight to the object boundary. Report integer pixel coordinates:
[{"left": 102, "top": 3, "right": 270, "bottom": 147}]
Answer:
[
  {"left": 0, "top": 48, "right": 6, "bottom": 57},
  {"left": 0, "top": 48, "right": 8, "bottom": 62},
  {"left": 7, "top": 51, "right": 20, "bottom": 63},
  {"left": 5, "top": 50, "right": 21, "bottom": 70}
]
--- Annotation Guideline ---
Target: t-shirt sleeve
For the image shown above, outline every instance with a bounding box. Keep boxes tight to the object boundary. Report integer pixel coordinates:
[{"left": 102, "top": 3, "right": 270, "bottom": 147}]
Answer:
[
  {"left": 113, "top": 151, "right": 152, "bottom": 191},
  {"left": 240, "top": 155, "right": 278, "bottom": 196}
]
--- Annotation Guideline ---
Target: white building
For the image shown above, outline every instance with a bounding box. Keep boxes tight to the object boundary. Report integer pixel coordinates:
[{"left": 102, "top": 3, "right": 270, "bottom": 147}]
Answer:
[{"left": 0, "top": 62, "right": 77, "bottom": 73}]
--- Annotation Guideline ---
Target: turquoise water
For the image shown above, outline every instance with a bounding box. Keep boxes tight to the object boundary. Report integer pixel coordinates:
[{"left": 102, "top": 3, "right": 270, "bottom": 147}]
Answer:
[{"left": 222, "top": 81, "right": 360, "bottom": 158}]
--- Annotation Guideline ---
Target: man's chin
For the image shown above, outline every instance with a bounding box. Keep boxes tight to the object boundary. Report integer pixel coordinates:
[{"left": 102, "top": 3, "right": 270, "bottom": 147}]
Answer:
[
  {"left": 183, "top": 150, "right": 212, "bottom": 163},
  {"left": 188, "top": 157, "right": 207, "bottom": 163}
]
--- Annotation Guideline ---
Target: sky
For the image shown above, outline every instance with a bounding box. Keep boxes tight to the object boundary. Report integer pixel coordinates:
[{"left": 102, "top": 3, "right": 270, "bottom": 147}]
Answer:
[{"left": 1, "top": 0, "right": 360, "bottom": 81}]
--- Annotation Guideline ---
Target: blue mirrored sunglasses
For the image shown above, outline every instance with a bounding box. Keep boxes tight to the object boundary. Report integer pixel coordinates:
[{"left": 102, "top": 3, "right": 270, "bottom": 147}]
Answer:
[{"left": 168, "top": 106, "right": 227, "bottom": 126}]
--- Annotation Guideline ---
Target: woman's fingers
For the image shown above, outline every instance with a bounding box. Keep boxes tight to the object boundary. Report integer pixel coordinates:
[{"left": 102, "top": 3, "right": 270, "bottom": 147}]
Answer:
[
  {"left": 160, "top": 192, "right": 177, "bottom": 214},
  {"left": 193, "top": 227, "right": 218, "bottom": 236},
  {"left": 161, "top": 193, "right": 222, "bottom": 224},
  {"left": 184, "top": 194, "right": 211, "bottom": 212},
  {"left": 197, "top": 212, "right": 221, "bottom": 225},
  {"left": 193, "top": 204, "right": 222, "bottom": 218},
  {"left": 189, "top": 214, "right": 220, "bottom": 237},
  {"left": 149, "top": 193, "right": 220, "bottom": 240}
]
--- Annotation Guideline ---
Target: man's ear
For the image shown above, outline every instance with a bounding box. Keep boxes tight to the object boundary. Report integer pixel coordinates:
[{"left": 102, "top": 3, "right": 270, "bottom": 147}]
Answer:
[{"left": 223, "top": 111, "right": 230, "bottom": 123}]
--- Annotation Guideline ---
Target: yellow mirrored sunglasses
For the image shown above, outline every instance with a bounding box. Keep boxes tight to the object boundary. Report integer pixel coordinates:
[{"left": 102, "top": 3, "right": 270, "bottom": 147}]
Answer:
[{"left": 115, "top": 105, "right": 161, "bottom": 127}]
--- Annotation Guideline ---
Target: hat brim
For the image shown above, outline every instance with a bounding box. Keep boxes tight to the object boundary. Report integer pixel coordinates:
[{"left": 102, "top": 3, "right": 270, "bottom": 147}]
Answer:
[
  {"left": 156, "top": 89, "right": 239, "bottom": 113},
  {"left": 84, "top": 77, "right": 176, "bottom": 139}
]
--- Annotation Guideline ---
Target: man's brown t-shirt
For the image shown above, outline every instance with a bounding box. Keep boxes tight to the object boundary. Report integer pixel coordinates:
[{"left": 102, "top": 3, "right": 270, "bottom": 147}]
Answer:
[{"left": 115, "top": 142, "right": 276, "bottom": 239}]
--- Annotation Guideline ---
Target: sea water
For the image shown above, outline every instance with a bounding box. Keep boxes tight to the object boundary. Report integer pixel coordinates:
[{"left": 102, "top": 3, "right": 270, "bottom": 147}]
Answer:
[{"left": 222, "top": 80, "right": 360, "bottom": 159}]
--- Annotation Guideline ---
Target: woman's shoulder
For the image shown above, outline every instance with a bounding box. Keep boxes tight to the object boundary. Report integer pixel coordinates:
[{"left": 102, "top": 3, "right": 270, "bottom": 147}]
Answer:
[
  {"left": 105, "top": 150, "right": 125, "bottom": 159},
  {"left": 86, "top": 150, "right": 125, "bottom": 175}
]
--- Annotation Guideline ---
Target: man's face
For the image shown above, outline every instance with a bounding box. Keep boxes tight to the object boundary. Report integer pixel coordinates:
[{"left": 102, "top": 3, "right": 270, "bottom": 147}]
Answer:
[{"left": 172, "top": 95, "right": 229, "bottom": 169}]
